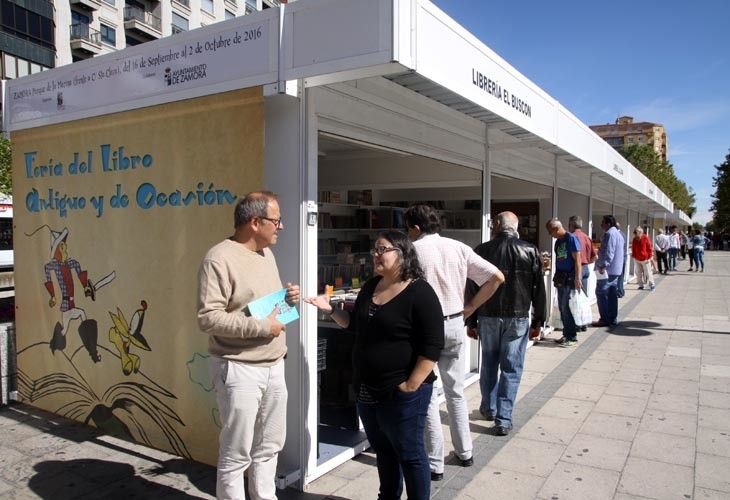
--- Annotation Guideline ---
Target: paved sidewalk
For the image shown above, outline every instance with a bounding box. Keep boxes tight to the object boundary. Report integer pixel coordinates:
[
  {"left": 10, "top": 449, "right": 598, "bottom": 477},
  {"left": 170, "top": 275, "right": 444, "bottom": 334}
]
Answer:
[{"left": 2, "top": 252, "right": 730, "bottom": 499}]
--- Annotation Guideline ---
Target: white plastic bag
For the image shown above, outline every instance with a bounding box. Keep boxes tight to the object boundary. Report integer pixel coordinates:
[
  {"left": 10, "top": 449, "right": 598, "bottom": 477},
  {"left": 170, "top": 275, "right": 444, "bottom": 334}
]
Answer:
[{"left": 569, "top": 289, "right": 592, "bottom": 326}]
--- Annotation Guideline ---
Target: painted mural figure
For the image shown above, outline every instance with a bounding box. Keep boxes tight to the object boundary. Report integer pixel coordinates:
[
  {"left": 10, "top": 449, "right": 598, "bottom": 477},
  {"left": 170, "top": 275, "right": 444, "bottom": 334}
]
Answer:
[
  {"left": 28, "top": 224, "right": 112, "bottom": 362},
  {"left": 108, "top": 300, "right": 151, "bottom": 375}
]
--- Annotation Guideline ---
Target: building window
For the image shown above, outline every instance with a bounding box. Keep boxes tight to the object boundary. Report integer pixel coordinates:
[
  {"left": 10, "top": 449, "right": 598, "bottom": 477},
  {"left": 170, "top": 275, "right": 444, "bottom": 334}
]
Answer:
[
  {"left": 172, "top": 12, "right": 188, "bottom": 34},
  {"left": 1, "top": 2, "right": 55, "bottom": 49},
  {"left": 201, "top": 0, "right": 214, "bottom": 14},
  {"left": 102, "top": 0, "right": 116, "bottom": 6},
  {"left": 17, "top": 58, "right": 29, "bottom": 77},
  {"left": 3, "top": 54, "right": 17, "bottom": 79},
  {"left": 225, "top": 9, "right": 235, "bottom": 19},
  {"left": 100, "top": 23, "right": 116, "bottom": 45}
]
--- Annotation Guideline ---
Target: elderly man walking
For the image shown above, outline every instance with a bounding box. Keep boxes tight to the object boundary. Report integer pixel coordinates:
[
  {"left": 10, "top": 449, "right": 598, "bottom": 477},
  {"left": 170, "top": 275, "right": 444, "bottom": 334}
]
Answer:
[
  {"left": 593, "top": 215, "right": 625, "bottom": 327},
  {"left": 654, "top": 229, "right": 670, "bottom": 275},
  {"left": 468, "top": 212, "right": 546, "bottom": 436}
]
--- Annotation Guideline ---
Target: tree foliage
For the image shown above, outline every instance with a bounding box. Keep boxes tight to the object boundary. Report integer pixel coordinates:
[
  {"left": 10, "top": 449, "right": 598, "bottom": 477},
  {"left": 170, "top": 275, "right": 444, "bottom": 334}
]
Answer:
[
  {"left": 710, "top": 150, "right": 730, "bottom": 232},
  {"left": 0, "top": 138, "right": 11, "bottom": 195},
  {"left": 619, "top": 144, "right": 696, "bottom": 217}
]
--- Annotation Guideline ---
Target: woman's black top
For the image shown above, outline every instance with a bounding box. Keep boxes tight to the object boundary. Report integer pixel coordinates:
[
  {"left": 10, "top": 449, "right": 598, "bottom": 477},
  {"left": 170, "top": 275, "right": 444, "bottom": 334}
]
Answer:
[{"left": 347, "top": 276, "right": 444, "bottom": 401}]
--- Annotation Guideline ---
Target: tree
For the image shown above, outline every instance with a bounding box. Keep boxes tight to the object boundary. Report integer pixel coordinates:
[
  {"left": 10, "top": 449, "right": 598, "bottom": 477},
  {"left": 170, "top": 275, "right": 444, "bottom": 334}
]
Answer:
[
  {"left": 710, "top": 150, "right": 730, "bottom": 232},
  {"left": 0, "top": 138, "right": 10, "bottom": 195},
  {"left": 620, "top": 144, "right": 696, "bottom": 217}
]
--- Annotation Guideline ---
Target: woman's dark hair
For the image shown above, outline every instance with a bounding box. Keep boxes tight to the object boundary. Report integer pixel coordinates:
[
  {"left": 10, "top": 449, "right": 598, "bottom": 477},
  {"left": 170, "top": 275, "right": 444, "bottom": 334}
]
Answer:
[
  {"left": 404, "top": 204, "right": 441, "bottom": 234},
  {"left": 377, "top": 230, "right": 424, "bottom": 281}
]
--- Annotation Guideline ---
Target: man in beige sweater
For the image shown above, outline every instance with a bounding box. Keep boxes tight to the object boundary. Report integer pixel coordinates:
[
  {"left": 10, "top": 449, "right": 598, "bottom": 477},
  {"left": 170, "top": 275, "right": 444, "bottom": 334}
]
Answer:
[{"left": 198, "top": 191, "right": 300, "bottom": 500}]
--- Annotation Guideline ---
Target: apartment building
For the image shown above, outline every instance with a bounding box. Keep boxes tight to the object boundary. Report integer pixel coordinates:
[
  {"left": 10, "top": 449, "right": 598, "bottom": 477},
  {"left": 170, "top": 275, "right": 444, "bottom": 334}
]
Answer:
[
  {"left": 590, "top": 115, "right": 668, "bottom": 162},
  {"left": 0, "top": 0, "right": 55, "bottom": 79},
  {"left": 59, "top": 0, "right": 284, "bottom": 65}
]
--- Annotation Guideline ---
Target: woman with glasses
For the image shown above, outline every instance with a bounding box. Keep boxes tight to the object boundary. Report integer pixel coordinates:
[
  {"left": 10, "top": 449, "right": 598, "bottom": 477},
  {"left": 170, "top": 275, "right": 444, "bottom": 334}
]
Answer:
[{"left": 305, "top": 230, "right": 444, "bottom": 500}]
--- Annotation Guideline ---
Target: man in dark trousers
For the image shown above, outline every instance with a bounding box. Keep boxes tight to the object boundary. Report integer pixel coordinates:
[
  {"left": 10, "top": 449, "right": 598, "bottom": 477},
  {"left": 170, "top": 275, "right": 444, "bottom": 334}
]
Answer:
[{"left": 467, "top": 211, "right": 546, "bottom": 436}]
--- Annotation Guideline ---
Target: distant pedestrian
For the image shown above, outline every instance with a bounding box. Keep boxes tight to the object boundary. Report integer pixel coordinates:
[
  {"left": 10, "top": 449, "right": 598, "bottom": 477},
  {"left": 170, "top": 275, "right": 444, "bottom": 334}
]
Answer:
[
  {"left": 668, "top": 226, "right": 680, "bottom": 271},
  {"left": 631, "top": 227, "right": 655, "bottom": 291},
  {"left": 654, "top": 229, "right": 670, "bottom": 274},
  {"left": 692, "top": 229, "right": 707, "bottom": 272},
  {"left": 615, "top": 222, "right": 627, "bottom": 298}
]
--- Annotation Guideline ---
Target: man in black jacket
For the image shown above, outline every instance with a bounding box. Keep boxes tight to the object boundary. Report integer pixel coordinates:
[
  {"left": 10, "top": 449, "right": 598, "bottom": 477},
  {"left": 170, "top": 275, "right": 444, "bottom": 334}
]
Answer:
[{"left": 467, "top": 211, "right": 546, "bottom": 436}]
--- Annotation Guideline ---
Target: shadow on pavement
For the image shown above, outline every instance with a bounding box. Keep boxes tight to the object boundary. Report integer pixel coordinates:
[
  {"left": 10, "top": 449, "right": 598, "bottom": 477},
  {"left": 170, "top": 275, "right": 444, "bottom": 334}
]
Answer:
[
  {"left": 29, "top": 458, "right": 203, "bottom": 499},
  {"left": 607, "top": 320, "right": 660, "bottom": 337}
]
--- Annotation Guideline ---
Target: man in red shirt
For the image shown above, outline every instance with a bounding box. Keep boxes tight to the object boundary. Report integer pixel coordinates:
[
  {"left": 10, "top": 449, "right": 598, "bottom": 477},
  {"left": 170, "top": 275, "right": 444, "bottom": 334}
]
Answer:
[
  {"left": 568, "top": 216, "right": 596, "bottom": 332},
  {"left": 631, "top": 227, "right": 655, "bottom": 291}
]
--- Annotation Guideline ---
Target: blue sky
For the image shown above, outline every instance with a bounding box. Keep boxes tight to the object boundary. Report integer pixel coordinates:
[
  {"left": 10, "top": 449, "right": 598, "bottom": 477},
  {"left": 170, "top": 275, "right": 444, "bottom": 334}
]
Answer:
[{"left": 433, "top": 0, "right": 730, "bottom": 224}]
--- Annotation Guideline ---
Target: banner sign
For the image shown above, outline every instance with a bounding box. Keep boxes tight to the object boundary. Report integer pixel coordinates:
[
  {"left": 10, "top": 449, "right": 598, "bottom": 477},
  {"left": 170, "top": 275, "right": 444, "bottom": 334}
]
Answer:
[{"left": 6, "top": 11, "right": 277, "bottom": 130}]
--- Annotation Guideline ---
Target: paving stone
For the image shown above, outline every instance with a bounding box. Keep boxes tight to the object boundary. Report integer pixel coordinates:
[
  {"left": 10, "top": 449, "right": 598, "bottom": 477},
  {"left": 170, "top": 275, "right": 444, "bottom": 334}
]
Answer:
[
  {"left": 665, "top": 346, "right": 701, "bottom": 358},
  {"left": 629, "top": 430, "right": 695, "bottom": 466},
  {"left": 657, "top": 365, "right": 700, "bottom": 382},
  {"left": 515, "top": 414, "right": 582, "bottom": 446},
  {"left": 698, "top": 406, "right": 730, "bottom": 432},
  {"left": 653, "top": 377, "right": 700, "bottom": 396},
  {"left": 537, "top": 461, "right": 620, "bottom": 500},
  {"left": 701, "top": 364, "right": 730, "bottom": 378},
  {"left": 581, "top": 358, "right": 622, "bottom": 373},
  {"left": 536, "top": 397, "right": 594, "bottom": 421},
  {"left": 662, "top": 355, "right": 702, "bottom": 369},
  {"left": 488, "top": 437, "right": 565, "bottom": 477},
  {"left": 589, "top": 349, "right": 627, "bottom": 362},
  {"left": 0, "top": 445, "right": 27, "bottom": 469},
  {"left": 604, "top": 380, "right": 652, "bottom": 400},
  {"left": 696, "top": 427, "right": 730, "bottom": 458},
  {"left": 700, "top": 376, "right": 730, "bottom": 393},
  {"left": 561, "top": 433, "right": 631, "bottom": 471},
  {"left": 700, "top": 354, "right": 730, "bottom": 366},
  {"left": 574, "top": 368, "right": 615, "bottom": 386},
  {"left": 555, "top": 382, "right": 606, "bottom": 402},
  {"left": 613, "top": 368, "right": 658, "bottom": 384},
  {"left": 694, "top": 486, "right": 730, "bottom": 499},
  {"left": 579, "top": 412, "right": 639, "bottom": 442},
  {"left": 594, "top": 394, "right": 648, "bottom": 418},
  {"left": 695, "top": 453, "right": 730, "bottom": 493},
  {"left": 622, "top": 357, "right": 663, "bottom": 371},
  {"left": 646, "top": 392, "right": 699, "bottom": 415},
  {"left": 618, "top": 457, "right": 694, "bottom": 499},
  {"left": 699, "top": 390, "right": 730, "bottom": 409},
  {"left": 639, "top": 410, "right": 697, "bottom": 437},
  {"left": 453, "top": 467, "right": 544, "bottom": 500}
]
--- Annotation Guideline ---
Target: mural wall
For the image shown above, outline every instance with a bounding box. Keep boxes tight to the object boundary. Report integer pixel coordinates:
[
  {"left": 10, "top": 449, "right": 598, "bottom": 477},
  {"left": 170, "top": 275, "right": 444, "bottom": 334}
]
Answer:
[{"left": 11, "top": 87, "right": 264, "bottom": 465}]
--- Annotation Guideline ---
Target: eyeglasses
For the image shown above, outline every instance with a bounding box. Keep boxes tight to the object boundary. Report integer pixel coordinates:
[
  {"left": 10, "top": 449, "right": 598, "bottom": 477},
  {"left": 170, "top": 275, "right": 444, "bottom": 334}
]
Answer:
[
  {"left": 259, "top": 216, "right": 282, "bottom": 227},
  {"left": 370, "top": 246, "right": 399, "bottom": 257}
]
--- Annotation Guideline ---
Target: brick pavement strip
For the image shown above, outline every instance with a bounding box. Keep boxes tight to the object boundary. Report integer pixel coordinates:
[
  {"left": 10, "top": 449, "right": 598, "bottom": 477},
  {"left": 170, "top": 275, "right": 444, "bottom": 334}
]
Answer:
[{"left": 3, "top": 252, "right": 730, "bottom": 499}]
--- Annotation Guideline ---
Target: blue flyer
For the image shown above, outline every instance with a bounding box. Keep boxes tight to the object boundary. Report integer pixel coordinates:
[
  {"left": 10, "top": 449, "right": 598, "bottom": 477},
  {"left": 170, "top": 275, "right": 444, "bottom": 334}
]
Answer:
[{"left": 247, "top": 288, "right": 299, "bottom": 325}]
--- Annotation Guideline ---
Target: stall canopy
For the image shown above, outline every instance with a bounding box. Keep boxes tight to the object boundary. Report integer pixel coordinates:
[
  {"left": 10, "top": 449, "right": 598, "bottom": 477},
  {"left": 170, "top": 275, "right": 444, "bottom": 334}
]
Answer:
[
  {"left": 281, "top": 0, "right": 674, "bottom": 217},
  {"left": 2, "top": 0, "right": 679, "bottom": 220}
]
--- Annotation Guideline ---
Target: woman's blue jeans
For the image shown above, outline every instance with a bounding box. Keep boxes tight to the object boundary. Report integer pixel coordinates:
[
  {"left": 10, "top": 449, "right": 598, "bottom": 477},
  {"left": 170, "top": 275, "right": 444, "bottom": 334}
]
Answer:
[
  {"left": 358, "top": 383, "right": 433, "bottom": 500},
  {"left": 694, "top": 248, "right": 705, "bottom": 269}
]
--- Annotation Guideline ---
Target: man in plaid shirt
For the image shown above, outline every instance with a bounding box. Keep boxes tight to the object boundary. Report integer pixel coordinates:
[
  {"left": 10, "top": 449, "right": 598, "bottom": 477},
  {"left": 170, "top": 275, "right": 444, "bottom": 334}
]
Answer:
[{"left": 405, "top": 204, "right": 504, "bottom": 481}]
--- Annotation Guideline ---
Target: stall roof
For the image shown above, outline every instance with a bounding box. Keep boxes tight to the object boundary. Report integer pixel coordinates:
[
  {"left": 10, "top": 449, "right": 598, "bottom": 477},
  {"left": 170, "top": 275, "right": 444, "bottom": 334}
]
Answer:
[{"left": 4, "top": 0, "right": 675, "bottom": 216}]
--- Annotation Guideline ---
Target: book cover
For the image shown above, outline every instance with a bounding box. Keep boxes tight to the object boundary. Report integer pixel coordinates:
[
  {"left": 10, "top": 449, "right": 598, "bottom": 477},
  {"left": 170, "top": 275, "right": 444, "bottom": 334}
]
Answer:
[{"left": 247, "top": 288, "right": 299, "bottom": 325}]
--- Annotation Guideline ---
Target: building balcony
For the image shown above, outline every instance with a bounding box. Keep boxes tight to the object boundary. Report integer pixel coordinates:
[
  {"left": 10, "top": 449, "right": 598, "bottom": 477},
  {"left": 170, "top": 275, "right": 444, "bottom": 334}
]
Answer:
[
  {"left": 124, "top": 6, "right": 161, "bottom": 38},
  {"left": 173, "top": 0, "right": 190, "bottom": 8},
  {"left": 69, "top": 24, "right": 103, "bottom": 54},
  {"left": 71, "top": 0, "right": 103, "bottom": 10}
]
